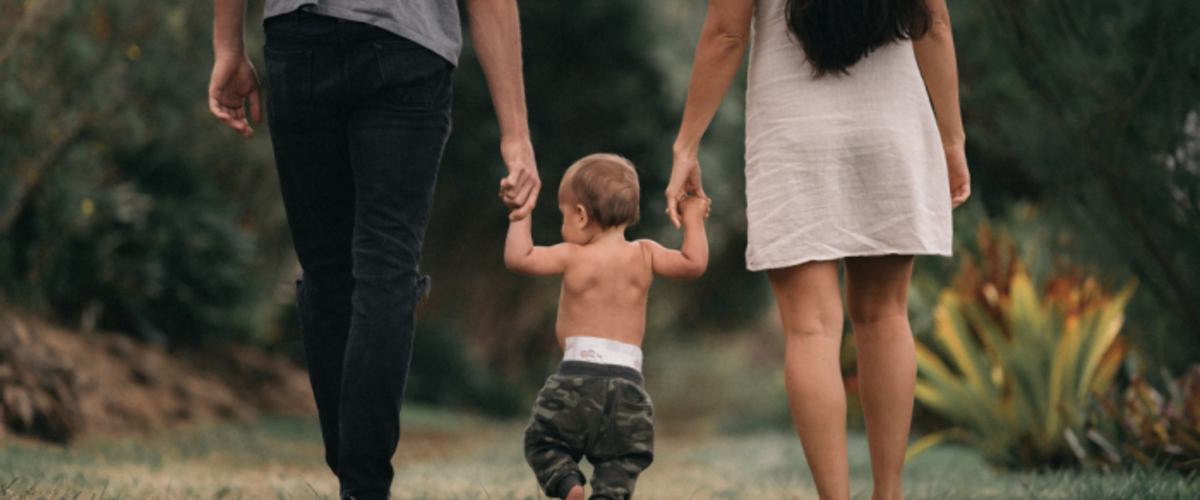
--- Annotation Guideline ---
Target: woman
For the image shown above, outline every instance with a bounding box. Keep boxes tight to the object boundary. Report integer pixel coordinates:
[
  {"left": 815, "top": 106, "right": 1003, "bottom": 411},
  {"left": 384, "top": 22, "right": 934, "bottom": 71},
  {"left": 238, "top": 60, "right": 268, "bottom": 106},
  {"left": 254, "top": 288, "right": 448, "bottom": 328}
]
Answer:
[{"left": 667, "top": 0, "right": 970, "bottom": 498}]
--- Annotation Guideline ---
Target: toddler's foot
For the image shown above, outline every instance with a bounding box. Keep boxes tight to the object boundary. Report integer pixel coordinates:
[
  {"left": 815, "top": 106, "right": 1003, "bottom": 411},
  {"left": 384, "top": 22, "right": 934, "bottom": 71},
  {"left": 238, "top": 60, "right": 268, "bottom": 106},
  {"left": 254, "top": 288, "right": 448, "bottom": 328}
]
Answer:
[{"left": 565, "top": 485, "right": 584, "bottom": 500}]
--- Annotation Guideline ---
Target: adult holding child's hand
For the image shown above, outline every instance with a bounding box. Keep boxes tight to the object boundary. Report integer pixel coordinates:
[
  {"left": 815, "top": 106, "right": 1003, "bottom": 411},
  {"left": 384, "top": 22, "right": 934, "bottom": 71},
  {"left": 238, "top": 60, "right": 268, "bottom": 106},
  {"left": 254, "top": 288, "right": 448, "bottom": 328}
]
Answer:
[
  {"left": 664, "top": 153, "right": 706, "bottom": 229},
  {"left": 671, "top": 0, "right": 970, "bottom": 498},
  {"left": 499, "top": 135, "right": 540, "bottom": 221},
  {"left": 208, "top": 0, "right": 537, "bottom": 499}
]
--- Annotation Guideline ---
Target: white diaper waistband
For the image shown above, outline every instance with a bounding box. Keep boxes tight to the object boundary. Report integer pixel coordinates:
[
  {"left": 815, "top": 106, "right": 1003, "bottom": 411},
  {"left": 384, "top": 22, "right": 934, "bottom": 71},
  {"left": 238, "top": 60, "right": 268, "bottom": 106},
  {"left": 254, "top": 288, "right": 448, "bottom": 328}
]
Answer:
[{"left": 563, "top": 336, "right": 643, "bottom": 372}]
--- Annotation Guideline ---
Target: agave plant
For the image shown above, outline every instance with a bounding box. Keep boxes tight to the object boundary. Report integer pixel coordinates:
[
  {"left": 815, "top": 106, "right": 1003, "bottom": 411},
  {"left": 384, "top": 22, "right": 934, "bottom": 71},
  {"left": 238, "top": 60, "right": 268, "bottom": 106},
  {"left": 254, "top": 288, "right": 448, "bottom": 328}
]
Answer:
[
  {"left": 907, "top": 226, "right": 1135, "bottom": 469},
  {"left": 1071, "top": 366, "right": 1200, "bottom": 470}
]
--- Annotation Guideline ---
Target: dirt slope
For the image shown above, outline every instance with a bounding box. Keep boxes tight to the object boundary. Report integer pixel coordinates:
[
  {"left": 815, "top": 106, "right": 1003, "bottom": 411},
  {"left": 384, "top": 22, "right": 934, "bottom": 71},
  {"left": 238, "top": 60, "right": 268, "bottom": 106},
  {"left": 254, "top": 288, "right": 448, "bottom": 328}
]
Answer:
[{"left": 0, "top": 313, "right": 314, "bottom": 443}]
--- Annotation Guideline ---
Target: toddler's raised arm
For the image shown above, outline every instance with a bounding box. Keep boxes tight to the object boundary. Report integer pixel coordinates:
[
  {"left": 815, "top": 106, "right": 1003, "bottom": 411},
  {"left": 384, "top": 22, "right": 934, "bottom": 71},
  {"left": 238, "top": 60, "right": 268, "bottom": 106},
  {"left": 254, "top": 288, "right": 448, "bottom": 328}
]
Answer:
[
  {"left": 505, "top": 215, "right": 573, "bottom": 276},
  {"left": 640, "top": 196, "right": 710, "bottom": 280}
]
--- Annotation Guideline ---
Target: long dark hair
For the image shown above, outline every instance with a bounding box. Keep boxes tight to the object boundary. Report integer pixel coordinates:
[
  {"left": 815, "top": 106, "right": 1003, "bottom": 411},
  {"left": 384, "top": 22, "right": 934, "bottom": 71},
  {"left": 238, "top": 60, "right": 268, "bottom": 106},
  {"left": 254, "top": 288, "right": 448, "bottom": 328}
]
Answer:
[{"left": 786, "top": 0, "right": 932, "bottom": 77}]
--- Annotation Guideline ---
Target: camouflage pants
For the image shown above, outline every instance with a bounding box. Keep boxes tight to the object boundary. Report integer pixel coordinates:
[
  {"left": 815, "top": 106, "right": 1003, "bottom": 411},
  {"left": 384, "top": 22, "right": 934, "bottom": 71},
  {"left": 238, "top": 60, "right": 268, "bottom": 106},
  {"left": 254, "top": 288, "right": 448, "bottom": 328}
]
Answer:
[{"left": 524, "top": 361, "right": 655, "bottom": 500}]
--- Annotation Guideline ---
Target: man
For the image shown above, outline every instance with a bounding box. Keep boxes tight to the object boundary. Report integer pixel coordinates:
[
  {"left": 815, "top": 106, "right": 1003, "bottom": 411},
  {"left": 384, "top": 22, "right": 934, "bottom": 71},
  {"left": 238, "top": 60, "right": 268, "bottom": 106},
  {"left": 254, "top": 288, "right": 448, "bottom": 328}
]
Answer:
[{"left": 208, "top": 0, "right": 540, "bottom": 498}]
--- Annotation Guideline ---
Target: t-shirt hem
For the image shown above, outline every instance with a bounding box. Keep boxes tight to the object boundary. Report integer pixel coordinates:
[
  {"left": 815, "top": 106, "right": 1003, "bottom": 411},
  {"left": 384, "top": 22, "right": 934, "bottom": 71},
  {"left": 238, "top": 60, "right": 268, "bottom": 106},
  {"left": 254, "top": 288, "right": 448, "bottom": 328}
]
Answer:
[{"left": 263, "top": 4, "right": 461, "bottom": 66}]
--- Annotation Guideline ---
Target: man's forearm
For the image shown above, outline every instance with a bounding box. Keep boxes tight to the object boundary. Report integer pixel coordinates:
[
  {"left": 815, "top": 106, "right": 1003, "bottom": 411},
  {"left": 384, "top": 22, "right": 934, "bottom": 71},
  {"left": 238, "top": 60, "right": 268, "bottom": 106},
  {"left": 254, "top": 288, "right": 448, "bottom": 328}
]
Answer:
[
  {"left": 214, "top": 0, "right": 249, "bottom": 56},
  {"left": 466, "top": 0, "right": 529, "bottom": 142}
]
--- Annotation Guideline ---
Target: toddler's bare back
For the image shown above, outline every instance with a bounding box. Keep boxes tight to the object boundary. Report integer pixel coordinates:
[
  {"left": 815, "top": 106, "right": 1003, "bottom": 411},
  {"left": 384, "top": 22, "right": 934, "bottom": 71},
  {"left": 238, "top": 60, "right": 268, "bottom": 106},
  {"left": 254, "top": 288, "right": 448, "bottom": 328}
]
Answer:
[{"left": 555, "top": 238, "right": 655, "bottom": 349}]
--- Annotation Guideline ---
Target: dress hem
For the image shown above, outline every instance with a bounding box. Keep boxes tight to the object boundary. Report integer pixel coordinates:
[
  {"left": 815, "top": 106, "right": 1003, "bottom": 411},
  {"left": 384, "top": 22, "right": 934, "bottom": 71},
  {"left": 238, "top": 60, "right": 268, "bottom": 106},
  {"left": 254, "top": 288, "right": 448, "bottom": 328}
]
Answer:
[{"left": 746, "top": 247, "right": 952, "bottom": 272}]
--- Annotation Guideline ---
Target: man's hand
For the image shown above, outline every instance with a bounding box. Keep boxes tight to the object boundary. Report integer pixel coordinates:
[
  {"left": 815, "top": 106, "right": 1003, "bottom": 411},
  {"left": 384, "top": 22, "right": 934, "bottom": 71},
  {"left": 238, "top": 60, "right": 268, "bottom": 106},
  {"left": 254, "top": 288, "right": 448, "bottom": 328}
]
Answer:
[
  {"left": 466, "top": 0, "right": 538, "bottom": 221},
  {"left": 209, "top": 53, "right": 261, "bottom": 138},
  {"left": 499, "top": 136, "right": 540, "bottom": 221},
  {"left": 665, "top": 153, "right": 706, "bottom": 229}
]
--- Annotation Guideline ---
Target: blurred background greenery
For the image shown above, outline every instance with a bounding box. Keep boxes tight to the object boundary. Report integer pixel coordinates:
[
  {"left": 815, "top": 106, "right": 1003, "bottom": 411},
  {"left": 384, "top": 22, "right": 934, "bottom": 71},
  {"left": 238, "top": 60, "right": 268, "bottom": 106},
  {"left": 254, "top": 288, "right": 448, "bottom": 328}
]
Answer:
[{"left": 1, "top": 0, "right": 1198, "bottom": 472}]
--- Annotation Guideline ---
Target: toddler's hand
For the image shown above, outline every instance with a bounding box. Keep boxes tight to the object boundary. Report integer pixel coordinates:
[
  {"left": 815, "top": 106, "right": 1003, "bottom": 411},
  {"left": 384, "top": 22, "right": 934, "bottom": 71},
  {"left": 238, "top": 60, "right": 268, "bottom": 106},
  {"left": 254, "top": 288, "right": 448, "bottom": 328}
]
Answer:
[
  {"left": 678, "top": 195, "right": 712, "bottom": 221},
  {"left": 499, "top": 178, "right": 530, "bottom": 221}
]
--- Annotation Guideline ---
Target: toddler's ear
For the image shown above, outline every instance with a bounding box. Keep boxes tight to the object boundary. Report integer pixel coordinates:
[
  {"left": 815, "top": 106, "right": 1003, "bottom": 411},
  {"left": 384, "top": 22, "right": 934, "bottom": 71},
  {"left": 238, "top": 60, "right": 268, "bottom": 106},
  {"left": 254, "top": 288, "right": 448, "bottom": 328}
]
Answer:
[{"left": 574, "top": 204, "right": 590, "bottom": 227}]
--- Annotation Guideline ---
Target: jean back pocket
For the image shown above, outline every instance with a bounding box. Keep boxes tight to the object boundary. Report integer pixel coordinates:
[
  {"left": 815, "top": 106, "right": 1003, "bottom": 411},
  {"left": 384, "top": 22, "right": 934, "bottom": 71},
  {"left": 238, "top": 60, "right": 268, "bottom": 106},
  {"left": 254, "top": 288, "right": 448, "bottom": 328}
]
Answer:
[
  {"left": 265, "top": 45, "right": 314, "bottom": 125},
  {"left": 373, "top": 39, "right": 452, "bottom": 109}
]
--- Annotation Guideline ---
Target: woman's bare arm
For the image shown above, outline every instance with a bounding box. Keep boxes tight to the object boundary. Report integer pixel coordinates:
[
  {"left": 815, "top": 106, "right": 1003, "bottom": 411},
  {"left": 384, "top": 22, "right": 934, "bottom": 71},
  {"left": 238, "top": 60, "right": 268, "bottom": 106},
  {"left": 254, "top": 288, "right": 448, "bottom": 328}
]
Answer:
[
  {"left": 913, "top": 0, "right": 971, "bottom": 207},
  {"left": 667, "top": 0, "right": 756, "bottom": 227}
]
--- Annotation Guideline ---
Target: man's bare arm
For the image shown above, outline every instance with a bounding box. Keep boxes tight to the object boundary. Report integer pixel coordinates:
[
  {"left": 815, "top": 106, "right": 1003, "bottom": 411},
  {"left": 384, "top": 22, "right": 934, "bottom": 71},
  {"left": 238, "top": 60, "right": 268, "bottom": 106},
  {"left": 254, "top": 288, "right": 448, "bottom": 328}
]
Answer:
[
  {"left": 467, "top": 0, "right": 540, "bottom": 220},
  {"left": 210, "top": 0, "right": 261, "bottom": 137}
]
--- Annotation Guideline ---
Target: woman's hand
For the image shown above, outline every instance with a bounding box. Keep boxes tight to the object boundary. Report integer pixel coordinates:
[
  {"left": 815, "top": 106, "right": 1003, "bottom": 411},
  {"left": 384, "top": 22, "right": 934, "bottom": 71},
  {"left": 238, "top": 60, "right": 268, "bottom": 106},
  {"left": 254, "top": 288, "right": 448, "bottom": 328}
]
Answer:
[
  {"left": 946, "top": 144, "right": 970, "bottom": 209},
  {"left": 666, "top": 153, "right": 707, "bottom": 228},
  {"left": 666, "top": 0, "right": 752, "bottom": 228}
]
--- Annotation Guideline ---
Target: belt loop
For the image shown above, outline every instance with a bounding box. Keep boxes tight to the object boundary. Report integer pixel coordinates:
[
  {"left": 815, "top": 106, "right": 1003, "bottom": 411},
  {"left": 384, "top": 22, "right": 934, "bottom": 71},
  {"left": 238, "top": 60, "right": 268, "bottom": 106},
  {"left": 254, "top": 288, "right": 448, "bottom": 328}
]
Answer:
[{"left": 296, "top": 3, "right": 314, "bottom": 27}]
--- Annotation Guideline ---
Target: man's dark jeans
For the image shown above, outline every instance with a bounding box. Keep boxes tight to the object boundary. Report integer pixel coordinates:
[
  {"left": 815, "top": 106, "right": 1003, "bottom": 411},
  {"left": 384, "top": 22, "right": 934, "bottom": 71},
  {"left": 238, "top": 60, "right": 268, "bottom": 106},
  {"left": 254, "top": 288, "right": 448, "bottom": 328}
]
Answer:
[{"left": 264, "top": 11, "right": 452, "bottom": 500}]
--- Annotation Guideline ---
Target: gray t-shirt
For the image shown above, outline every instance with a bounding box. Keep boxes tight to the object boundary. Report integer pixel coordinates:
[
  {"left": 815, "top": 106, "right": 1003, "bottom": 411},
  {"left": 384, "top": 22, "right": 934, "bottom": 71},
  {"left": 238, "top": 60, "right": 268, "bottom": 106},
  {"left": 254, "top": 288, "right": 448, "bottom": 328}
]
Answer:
[{"left": 265, "top": 0, "right": 462, "bottom": 66}]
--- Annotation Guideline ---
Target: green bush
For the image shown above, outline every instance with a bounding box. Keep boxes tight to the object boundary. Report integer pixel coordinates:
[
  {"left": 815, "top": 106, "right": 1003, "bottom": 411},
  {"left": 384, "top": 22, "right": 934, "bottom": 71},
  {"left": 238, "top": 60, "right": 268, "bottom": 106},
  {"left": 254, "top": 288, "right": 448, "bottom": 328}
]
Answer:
[
  {"left": 0, "top": 1, "right": 290, "bottom": 345},
  {"left": 910, "top": 226, "right": 1135, "bottom": 469},
  {"left": 406, "top": 322, "right": 527, "bottom": 417},
  {"left": 950, "top": 0, "right": 1200, "bottom": 369},
  {"left": 1073, "top": 366, "right": 1200, "bottom": 471},
  {"left": 8, "top": 146, "right": 266, "bottom": 344}
]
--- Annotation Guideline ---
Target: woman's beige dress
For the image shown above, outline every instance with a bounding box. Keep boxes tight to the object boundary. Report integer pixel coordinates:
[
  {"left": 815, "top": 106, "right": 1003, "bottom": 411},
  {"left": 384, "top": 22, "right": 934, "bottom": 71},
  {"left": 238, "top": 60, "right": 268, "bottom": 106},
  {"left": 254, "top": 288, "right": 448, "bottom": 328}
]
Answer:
[{"left": 744, "top": 0, "right": 953, "bottom": 271}]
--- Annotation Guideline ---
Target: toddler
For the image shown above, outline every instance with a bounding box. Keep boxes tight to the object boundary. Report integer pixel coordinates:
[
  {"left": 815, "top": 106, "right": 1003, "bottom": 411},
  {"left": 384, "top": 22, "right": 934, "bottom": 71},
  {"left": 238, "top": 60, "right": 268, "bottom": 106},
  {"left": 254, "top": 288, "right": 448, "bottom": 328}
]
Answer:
[{"left": 502, "top": 153, "right": 710, "bottom": 500}]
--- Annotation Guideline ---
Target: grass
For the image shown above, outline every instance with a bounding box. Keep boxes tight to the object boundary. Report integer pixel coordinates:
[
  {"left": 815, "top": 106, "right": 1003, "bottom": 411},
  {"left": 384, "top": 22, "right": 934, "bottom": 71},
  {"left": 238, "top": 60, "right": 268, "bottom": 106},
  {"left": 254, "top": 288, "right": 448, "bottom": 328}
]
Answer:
[{"left": 1, "top": 406, "right": 1197, "bottom": 499}]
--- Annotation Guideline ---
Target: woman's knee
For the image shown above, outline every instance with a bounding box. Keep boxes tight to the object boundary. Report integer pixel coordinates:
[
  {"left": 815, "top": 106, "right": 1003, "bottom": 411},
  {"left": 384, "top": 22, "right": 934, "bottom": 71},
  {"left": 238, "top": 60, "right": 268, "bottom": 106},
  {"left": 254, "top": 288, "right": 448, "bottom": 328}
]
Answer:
[
  {"left": 844, "top": 255, "right": 913, "bottom": 327},
  {"left": 768, "top": 260, "right": 844, "bottom": 342},
  {"left": 846, "top": 305, "right": 908, "bottom": 330},
  {"left": 782, "top": 317, "right": 843, "bottom": 343},
  {"left": 846, "top": 290, "right": 908, "bottom": 326}
]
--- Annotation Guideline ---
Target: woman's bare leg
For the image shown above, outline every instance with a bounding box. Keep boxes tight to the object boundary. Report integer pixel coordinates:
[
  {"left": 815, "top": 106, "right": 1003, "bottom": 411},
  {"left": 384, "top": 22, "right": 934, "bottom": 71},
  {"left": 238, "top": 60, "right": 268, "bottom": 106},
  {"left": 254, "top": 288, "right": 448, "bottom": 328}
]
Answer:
[
  {"left": 767, "top": 261, "right": 850, "bottom": 500},
  {"left": 844, "top": 255, "right": 916, "bottom": 500}
]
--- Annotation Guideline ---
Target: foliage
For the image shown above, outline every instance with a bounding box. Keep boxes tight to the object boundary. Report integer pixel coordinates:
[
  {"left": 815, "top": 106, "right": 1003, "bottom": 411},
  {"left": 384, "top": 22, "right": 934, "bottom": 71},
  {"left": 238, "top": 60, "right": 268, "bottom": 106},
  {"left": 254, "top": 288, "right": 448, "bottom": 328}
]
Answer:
[
  {"left": 0, "top": 0, "right": 289, "bottom": 345},
  {"left": 1070, "top": 366, "right": 1200, "bottom": 471},
  {"left": 911, "top": 226, "right": 1135, "bottom": 469},
  {"left": 950, "top": 0, "right": 1200, "bottom": 367},
  {"left": 404, "top": 322, "right": 526, "bottom": 417}
]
